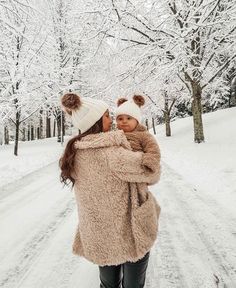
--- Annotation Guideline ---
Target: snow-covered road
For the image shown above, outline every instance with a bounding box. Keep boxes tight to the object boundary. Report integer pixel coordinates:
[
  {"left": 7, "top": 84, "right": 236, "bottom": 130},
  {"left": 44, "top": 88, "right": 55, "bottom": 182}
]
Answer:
[
  {"left": 152, "top": 164, "right": 236, "bottom": 288},
  {"left": 0, "top": 162, "right": 235, "bottom": 288}
]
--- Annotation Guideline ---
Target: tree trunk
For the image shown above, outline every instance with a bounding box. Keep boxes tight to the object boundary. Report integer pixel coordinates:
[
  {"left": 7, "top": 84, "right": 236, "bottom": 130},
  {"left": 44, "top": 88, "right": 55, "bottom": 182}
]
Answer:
[
  {"left": 14, "top": 111, "right": 20, "bottom": 156},
  {"left": 13, "top": 39, "right": 21, "bottom": 155},
  {"left": 37, "top": 127, "right": 40, "bottom": 139},
  {"left": 39, "top": 109, "right": 43, "bottom": 139},
  {"left": 57, "top": 115, "right": 61, "bottom": 138},
  {"left": 56, "top": 111, "right": 65, "bottom": 143},
  {"left": 31, "top": 125, "right": 34, "bottom": 140},
  {"left": 164, "top": 93, "right": 171, "bottom": 137},
  {"left": 164, "top": 112, "right": 171, "bottom": 137},
  {"left": 62, "top": 111, "right": 65, "bottom": 143},
  {"left": 191, "top": 82, "right": 204, "bottom": 143},
  {"left": 46, "top": 113, "right": 51, "bottom": 138},
  {"left": 27, "top": 124, "right": 30, "bottom": 141},
  {"left": 53, "top": 119, "right": 56, "bottom": 137},
  {"left": 4, "top": 126, "right": 9, "bottom": 145},
  {"left": 22, "top": 127, "right": 26, "bottom": 141},
  {"left": 230, "top": 95, "right": 236, "bottom": 107},
  {"left": 152, "top": 117, "right": 156, "bottom": 135}
]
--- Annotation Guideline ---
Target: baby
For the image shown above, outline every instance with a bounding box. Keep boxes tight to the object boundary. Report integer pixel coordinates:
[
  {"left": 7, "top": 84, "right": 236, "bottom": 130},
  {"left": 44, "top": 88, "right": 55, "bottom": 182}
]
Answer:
[
  {"left": 115, "top": 95, "right": 161, "bottom": 249},
  {"left": 116, "top": 95, "right": 161, "bottom": 183}
]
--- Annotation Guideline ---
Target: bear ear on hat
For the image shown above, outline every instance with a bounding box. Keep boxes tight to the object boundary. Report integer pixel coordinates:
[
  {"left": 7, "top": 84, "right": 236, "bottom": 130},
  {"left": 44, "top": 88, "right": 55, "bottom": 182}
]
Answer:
[
  {"left": 61, "top": 93, "right": 82, "bottom": 111},
  {"left": 133, "top": 95, "right": 145, "bottom": 107},
  {"left": 117, "top": 98, "right": 128, "bottom": 107}
]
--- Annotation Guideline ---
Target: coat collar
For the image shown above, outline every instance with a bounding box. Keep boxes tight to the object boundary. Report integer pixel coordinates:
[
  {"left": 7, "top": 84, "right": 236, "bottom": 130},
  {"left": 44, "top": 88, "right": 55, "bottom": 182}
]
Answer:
[
  {"left": 134, "top": 124, "right": 147, "bottom": 132},
  {"left": 126, "top": 124, "right": 147, "bottom": 134},
  {"left": 74, "top": 130, "right": 131, "bottom": 150}
]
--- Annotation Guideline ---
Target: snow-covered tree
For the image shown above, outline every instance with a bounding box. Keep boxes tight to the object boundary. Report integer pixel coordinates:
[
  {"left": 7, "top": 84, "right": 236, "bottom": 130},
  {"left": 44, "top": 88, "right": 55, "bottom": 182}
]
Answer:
[
  {"left": 0, "top": 1, "right": 49, "bottom": 155},
  {"left": 80, "top": 0, "right": 236, "bottom": 142},
  {"left": 160, "top": 0, "right": 236, "bottom": 142}
]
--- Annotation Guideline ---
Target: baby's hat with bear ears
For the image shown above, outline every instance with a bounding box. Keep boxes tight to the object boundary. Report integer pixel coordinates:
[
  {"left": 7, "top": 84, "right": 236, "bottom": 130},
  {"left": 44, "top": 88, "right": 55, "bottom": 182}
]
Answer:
[{"left": 116, "top": 95, "right": 145, "bottom": 123}]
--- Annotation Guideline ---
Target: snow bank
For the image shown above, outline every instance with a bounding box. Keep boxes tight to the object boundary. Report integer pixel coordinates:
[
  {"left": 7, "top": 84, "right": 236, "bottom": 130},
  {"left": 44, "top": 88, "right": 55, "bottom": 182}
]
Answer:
[
  {"left": 155, "top": 107, "right": 236, "bottom": 215},
  {"left": 0, "top": 137, "right": 66, "bottom": 188}
]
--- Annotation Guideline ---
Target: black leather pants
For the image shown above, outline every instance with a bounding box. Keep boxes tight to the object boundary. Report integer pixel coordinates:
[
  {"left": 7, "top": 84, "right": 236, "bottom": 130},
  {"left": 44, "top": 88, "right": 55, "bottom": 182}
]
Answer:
[{"left": 99, "top": 252, "right": 150, "bottom": 288}]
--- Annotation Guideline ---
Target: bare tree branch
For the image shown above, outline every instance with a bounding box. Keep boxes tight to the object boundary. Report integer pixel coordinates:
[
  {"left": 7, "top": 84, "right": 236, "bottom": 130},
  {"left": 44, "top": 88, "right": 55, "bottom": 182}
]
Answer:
[
  {"left": 124, "top": 25, "right": 155, "bottom": 42},
  {"left": 111, "top": 0, "right": 121, "bottom": 21},
  {"left": 19, "top": 106, "right": 41, "bottom": 124},
  {"left": 9, "top": 117, "right": 16, "bottom": 125},
  {"left": 202, "top": 54, "right": 236, "bottom": 89},
  {"left": 201, "top": 0, "right": 221, "bottom": 24},
  {"left": 177, "top": 73, "right": 191, "bottom": 94},
  {"left": 168, "top": 98, "right": 176, "bottom": 114},
  {"left": 104, "top": 32, "right": 148, "bottom": 45},
  {"left": 142, "top": 91, "right": 159, "bottom": 108},
  {"left": 203, "top": 26, "right": 236, "bottom": 70}
]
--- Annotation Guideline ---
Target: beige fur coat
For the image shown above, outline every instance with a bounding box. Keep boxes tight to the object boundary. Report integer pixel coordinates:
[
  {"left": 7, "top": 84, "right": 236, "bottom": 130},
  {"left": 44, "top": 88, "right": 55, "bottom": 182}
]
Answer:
[
  {"left": 125, "top": 124, "right": 161, "bottom": 174},
  {"left": 124, "top": 124, "right": 161, "bottom": 253},
  {"left": 72, "top": 130, "right": 160, "bottom": 266}
]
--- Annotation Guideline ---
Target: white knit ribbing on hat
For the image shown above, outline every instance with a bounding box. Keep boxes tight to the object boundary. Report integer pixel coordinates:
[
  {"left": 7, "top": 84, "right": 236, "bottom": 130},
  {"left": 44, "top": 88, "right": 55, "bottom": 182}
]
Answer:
[
  {"left": 115, "top": 100, "right": 142, "bottom": 123},
  {"left": 71, "top": 97, "right": 109, "bottom": 133}
]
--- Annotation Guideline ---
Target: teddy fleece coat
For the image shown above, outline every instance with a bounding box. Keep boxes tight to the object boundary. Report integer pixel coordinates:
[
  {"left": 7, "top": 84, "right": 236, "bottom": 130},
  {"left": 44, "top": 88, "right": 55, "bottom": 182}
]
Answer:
[
  {"left": 124, "top": 124, "right": 161, "bottom": 252},
  {"left": 72, "top": 130, "right": 160, "bottom": 266},
  {"left": 125, "top": 123, "right": 161, "bottom": 204},
  {"left": 125, "top": 124, "right": 161, "bottom": 175}
]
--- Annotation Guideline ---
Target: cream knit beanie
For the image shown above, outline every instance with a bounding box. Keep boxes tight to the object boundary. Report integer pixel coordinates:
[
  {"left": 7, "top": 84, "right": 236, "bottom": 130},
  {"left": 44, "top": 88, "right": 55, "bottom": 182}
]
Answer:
[
  {"left": 115, "top": 95, "right": 145, "bottom": 123},
  {"left": 61, "top": 93, "right": 108, "bottom": 133}
]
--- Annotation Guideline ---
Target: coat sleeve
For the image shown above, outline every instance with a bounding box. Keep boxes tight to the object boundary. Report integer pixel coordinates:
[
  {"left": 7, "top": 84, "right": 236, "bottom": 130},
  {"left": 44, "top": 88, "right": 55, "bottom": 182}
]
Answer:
[
  {"left": 140, "top": 132, "right": 161, "bottom": 178},
  {"left": 106, "top": 147, "right": 159, "bottom": 184}
]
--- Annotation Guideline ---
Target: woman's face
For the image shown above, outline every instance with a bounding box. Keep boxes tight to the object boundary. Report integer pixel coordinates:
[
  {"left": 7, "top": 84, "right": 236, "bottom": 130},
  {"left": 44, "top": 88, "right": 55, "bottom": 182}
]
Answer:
[{"left": 102, "top": 110, "right": 112, "bottom": 132}]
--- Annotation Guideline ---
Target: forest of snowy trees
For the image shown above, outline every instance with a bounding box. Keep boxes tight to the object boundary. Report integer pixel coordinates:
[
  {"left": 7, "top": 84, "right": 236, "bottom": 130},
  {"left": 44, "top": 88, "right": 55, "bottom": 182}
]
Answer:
[{"left": 0, "top": 0, "right": 236, "bottom": 154}]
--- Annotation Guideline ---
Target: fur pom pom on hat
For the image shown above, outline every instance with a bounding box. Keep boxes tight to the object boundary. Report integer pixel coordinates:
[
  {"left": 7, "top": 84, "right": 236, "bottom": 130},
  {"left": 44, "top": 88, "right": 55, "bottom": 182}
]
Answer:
[
  {"left": 115, "top": 95, "right": 145, "bottom": 123},
  {"left": 117, "top": 98, "right": 128, "bottom": 107},
  {"left": 61, "top": 93, "right": 82, "bottom": 111},
  {"left": 61, "top": 93, "right": 108, "bottom": 133},
  {"left": 133, "top": 95, "right": 145, "bottom": 107}
]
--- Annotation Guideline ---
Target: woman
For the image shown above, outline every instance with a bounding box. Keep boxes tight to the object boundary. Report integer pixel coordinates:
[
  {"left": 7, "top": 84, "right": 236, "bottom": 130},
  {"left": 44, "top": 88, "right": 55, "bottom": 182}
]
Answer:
[{"left": 60, "top": 93, "right": 160, "bottom": 288}]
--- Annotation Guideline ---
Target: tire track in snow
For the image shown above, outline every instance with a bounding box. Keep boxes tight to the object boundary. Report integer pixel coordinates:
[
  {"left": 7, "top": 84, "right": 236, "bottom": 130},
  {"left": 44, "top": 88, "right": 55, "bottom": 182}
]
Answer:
[
  {"left": 15, "top": 211, "right": 81, "bottom": 288},
  {"left": 172, "top": 192, "right": 236, "bottom": 287},
  {"left": 0, "top": 162, "right": 61, "bottom": 217},
  {"left": 164, "top": 164, "right": 236, "bottom": 237},
  {"left": 0, "top": 198, "right": 76, "bottom": 288},
  {"left": 145, "top": 215, "right": 188, "bottom": 288},
  {"left": 1, "top": 160, "right": 235, "bottom": 287},
  {"left": 161, "top": 163, "right": 236, "bottom": 288},
  {"left": 0, "top": 162, "right": 58, "bottom": 201},
  {"left": 188, "top": 188, "right": 236, "bottom": 235}
]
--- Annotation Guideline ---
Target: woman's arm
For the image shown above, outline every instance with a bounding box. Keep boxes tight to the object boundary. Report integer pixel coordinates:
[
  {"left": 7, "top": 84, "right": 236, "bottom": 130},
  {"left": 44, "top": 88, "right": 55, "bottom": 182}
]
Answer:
[{"left": 107, "top": 147, "right": 160, "bottom": 184}]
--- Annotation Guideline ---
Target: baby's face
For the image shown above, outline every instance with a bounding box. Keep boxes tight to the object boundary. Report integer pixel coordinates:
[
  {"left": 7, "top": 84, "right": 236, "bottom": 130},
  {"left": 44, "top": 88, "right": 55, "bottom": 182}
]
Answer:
[{"left": 116, "top": 114, "right": 138, "bottom": 132}]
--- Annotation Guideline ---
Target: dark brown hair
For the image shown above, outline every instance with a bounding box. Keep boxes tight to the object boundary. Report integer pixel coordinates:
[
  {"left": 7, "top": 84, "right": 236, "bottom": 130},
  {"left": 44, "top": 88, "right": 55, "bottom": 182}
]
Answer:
[{"left": 59, "top": 117, "right": 103, "bottom": 187}]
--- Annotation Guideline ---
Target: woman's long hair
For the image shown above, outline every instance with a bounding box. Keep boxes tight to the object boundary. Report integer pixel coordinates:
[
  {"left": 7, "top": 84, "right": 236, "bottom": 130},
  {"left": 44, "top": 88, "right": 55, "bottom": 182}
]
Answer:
[{"left": 59, "top": 117, "right": 103, "bottom": 186}]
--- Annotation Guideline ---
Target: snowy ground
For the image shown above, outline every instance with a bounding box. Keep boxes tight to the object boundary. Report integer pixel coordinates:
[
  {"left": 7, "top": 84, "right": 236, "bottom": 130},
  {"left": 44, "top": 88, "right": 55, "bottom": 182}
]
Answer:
[
  {"left": 0, "top": 137, "right": 64, "bottom": 188},
  {"left": 0, "top": 108, "right": 236, "bottom": 288},
  {"left": 155, "top": 107, "right": 236, "bottom": 218}
]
